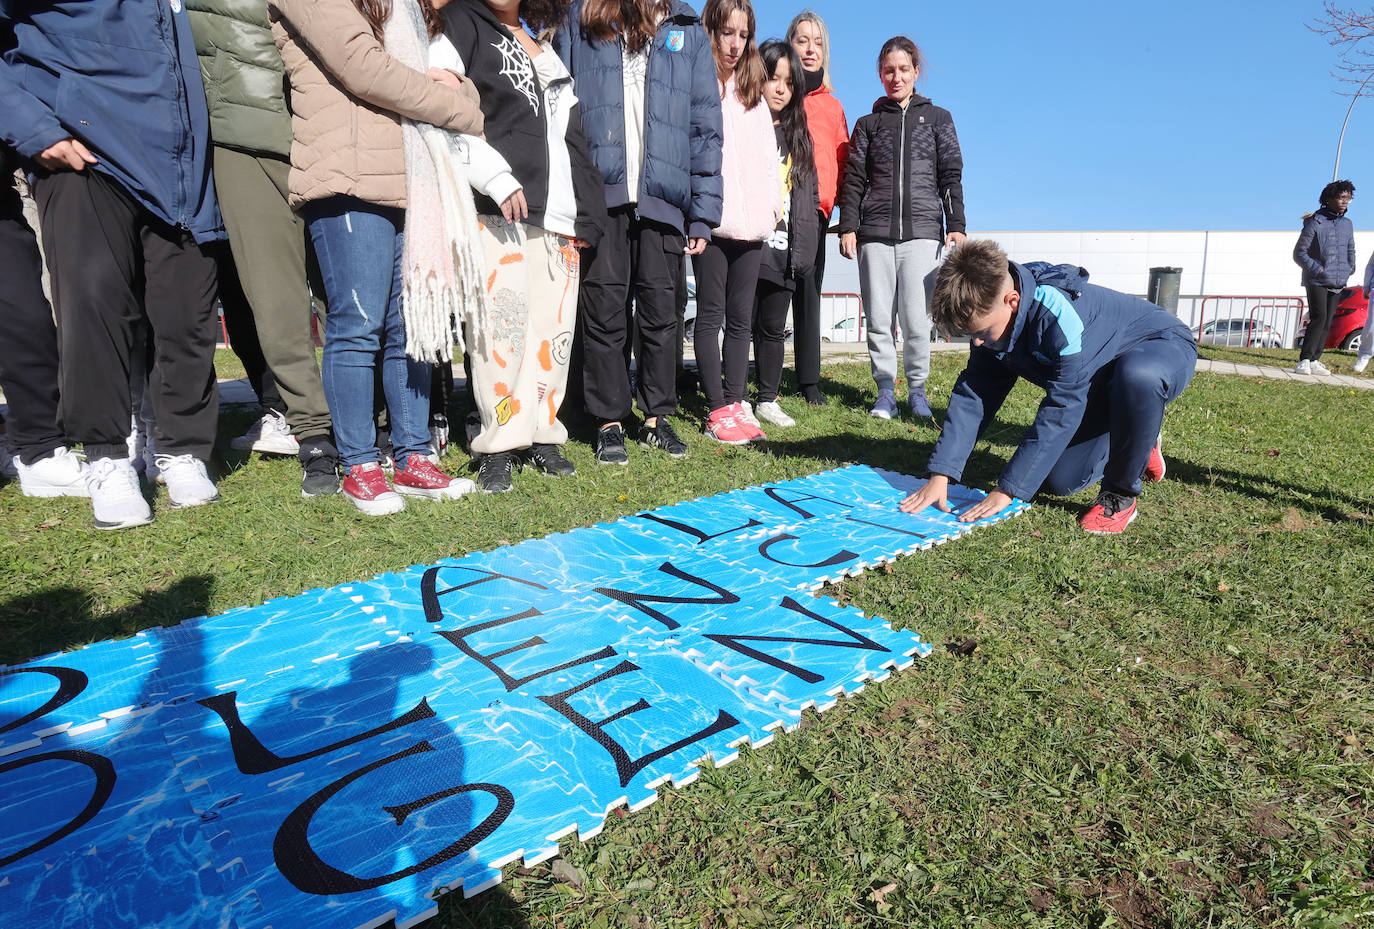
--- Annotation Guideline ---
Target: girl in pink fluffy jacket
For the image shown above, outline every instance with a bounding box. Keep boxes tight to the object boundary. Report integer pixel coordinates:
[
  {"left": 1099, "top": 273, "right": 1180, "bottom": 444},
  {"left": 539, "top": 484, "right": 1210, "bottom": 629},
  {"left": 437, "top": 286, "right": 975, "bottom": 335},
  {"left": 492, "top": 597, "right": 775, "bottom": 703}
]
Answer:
[{"left": 693, "top": 0, "right": 781, "bottom": 444}]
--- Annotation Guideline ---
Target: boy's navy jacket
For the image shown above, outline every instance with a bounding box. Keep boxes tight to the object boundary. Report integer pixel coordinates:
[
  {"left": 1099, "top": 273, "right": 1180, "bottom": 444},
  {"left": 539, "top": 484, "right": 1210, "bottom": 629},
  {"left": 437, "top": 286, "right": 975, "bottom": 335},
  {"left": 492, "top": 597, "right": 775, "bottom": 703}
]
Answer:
[
  {"left": 1293, "top": 206, "right": 1356, "bottom": 288},
  {"left": 553, "top": 0, "right": 722, "bottom": 240},
  {"left": 0, "top": 0, "right": 223, "bottom": 243},
  {"left": 837, "top": 94, "right": 964, "bottom": 243},
  {"left": 440, "top": 0, "right": 605, "bottom": 246},
  {"left": 927, "top": 261, "right": 1196, "bottom": 501}
]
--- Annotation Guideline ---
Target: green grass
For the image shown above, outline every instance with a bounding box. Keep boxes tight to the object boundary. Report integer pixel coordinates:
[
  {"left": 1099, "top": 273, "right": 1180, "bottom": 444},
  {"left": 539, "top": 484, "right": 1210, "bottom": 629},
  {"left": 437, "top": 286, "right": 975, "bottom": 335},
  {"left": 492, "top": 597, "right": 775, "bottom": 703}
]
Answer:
[{"left": 3, "top": 358, "right": 1373, "bottom": 929}]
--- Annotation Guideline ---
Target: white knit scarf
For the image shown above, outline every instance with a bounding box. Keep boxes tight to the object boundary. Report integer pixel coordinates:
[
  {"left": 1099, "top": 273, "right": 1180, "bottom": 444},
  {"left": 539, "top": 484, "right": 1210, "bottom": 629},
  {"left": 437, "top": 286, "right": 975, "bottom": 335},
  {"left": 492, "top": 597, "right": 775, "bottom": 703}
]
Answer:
[{"left": 383, "top": 0, "right": 490, "bottom": 363}]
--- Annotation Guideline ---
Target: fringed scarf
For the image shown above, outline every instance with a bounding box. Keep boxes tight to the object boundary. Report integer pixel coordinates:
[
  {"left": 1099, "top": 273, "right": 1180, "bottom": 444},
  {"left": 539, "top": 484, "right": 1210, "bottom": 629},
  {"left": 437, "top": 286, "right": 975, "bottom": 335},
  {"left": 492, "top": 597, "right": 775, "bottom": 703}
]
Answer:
[{"left": 383, "top": 0, "right": 490, "bottom": 363}]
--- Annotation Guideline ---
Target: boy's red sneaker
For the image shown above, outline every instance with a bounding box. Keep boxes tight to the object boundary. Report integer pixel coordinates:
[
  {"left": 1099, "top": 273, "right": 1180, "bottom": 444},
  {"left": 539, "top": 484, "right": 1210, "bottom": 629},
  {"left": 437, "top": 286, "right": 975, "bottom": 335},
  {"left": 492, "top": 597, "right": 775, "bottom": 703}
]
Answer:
[
  {"left": 392, "top": 455, "right": 475, "bottom": 501},
  {"left": 1079, "top": 491, "right": 1138, "bottom": 534},
  {"left": 1143, "top": 432, "right": 1166, "bottom": 483},
  {"left": 342, "top": 462, "right": 405, "bottom": 516}
]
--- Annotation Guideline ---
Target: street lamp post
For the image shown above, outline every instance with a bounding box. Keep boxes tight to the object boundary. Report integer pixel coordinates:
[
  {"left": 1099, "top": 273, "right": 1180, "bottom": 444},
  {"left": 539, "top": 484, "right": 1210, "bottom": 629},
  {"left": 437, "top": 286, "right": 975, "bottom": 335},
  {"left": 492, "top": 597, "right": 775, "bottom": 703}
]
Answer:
[{"left": 1334, "top": 70, "right": 1374, "bottom": 180}]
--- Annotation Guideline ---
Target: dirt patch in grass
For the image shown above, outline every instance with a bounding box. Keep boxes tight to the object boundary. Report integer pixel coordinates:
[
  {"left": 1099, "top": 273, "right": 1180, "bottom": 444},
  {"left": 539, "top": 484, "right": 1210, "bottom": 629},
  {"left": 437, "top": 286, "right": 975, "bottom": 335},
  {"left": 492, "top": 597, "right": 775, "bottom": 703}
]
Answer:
[
  {"left": 1092, "top": 871, "right": 1164, "bottom": 928},
  {"left": 1277, "top": 506, "right": 1323, "bottom": 531}
]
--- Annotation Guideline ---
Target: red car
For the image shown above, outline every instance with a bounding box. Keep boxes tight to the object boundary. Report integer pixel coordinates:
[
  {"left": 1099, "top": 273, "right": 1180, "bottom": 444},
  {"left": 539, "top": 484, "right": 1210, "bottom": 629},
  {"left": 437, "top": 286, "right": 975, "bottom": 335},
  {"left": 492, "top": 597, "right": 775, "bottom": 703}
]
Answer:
[{"left": 1297, "top": 287, "right": 1369, "bottom": 351}]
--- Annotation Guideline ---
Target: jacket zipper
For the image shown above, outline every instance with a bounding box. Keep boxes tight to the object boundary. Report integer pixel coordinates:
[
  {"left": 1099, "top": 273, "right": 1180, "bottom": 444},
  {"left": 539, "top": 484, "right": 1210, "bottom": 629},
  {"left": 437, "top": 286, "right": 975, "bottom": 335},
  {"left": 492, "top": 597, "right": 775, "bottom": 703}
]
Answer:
[
  {"left": 156, "top": 0, "right": 192, "bottom": 230},
  {"left": 895, "top": 106, "right": 907, "bottom": 240}
]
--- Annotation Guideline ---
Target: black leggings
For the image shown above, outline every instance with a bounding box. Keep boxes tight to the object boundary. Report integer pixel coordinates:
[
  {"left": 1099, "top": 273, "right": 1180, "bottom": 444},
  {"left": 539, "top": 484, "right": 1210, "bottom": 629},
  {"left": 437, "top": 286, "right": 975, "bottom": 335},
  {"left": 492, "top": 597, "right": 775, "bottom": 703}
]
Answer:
[
  {"left": 1302, "top": 285, "right": 1342, "bottom": 361},
  {"left": 692, "top": 237, "right": 763, "bottom": 411},
  {"left": 753, "top": 279, "right": 793, "bottom": 403}
]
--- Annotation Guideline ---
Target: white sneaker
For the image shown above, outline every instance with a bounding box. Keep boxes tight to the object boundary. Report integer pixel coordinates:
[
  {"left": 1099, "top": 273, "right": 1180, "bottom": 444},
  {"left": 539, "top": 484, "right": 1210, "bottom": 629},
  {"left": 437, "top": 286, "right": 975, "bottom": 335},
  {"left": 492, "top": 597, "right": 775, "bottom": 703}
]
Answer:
[
  {"left": 231, "top": 410, "right": 299, "bottom": 455},
  {"left": 1294, "top": 359, "right": 1312, "bottom": 375},
  {"left": 16, "top": 446, "right": 91, "bottom": 497},
  {"left": 1354, "top": 355, "right": 1371, "bottom": 373},
  {"left": 156, "top": 454, "right": 220, "bottom": 508},
  {"left": 1309, "top": 359, "right": 1332, "bottom": 375},
  {"left": 87, "top": 457, "right": 153, "bottom": 530},
  {"left": 754, "top": 400, "right": 796, "bottom": 428}
]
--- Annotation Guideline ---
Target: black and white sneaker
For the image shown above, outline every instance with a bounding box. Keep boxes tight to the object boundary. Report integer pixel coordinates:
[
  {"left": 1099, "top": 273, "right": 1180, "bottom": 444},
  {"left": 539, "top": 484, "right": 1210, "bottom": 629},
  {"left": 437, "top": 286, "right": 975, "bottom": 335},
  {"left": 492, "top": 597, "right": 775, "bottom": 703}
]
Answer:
[
  {"left": 595, "top": 423, "right": 629, "bottom": 465},
  {"left": 477, "top": 451, "right": 516, "bottom": 493},
  {"left": 525, "top": 443, "right": 576, "bottom": 476},
  {"left": 639, "top": 419, "right": 688, "bottom": 458},
  {"left": 299, "top": 435, "right": 341, "bottom": 497}
]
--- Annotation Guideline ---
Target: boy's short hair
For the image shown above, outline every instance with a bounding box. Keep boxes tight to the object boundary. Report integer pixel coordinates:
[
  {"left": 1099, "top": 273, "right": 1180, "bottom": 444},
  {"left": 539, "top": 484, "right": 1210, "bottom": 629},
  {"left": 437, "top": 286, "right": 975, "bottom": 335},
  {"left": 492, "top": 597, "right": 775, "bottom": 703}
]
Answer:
[{"left": 931, "top": 239, "right": 1013, "bottom": 336}]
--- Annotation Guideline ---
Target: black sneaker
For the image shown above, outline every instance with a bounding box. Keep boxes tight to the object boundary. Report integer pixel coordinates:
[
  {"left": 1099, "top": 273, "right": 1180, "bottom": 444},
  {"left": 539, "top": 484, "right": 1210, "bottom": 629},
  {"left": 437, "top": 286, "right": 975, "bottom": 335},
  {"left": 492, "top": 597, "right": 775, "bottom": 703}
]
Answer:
[
  {"left": 477, "top": 451, "right": 516, "bottom": 493},
  {"left": 525, "top": 443, "right": 576, "bottom": 476},
  {"left": 639, "top": 418, "right": 688, "bottom": 458},
  {"left": 595, "top": 423, "right": 629, "bottom": 466},
  {"left": 802, "top": 386, "right": 826, "bottom": 406},
  {"left": 298, "top": 435, "right": 341, "bottom": 497}
]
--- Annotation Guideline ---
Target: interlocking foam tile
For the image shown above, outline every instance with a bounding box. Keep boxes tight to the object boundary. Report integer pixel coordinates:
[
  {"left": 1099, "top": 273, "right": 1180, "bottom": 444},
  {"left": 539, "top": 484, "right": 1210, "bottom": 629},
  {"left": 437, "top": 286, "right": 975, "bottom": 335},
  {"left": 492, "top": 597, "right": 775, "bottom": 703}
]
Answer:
[
  {"left": 0, "top": 710, "right": 237, "bottom": 929},
  {"left": 0, "top": 630, "right": 167, "bottom": 752},
  {"left": 0, "top": 466, "right": 1026, "bottom": 929}
]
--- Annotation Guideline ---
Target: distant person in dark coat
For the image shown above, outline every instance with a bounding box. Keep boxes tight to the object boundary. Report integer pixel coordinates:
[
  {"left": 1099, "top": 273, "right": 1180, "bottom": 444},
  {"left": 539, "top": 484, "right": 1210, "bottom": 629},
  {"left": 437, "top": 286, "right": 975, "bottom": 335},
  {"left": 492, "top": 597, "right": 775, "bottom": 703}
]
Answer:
[{"left": 1293, "top": 179, "right": 1355, "bottom": 376}]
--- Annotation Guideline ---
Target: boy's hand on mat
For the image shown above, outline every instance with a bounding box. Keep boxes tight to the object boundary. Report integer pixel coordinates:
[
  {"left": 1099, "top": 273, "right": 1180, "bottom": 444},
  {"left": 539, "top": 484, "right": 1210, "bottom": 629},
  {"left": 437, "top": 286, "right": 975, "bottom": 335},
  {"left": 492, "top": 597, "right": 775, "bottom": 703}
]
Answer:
[
  {"left": 900, "top": 475, "right": 951, "bottom": 514},
  {"left": 957, "top": 488, "right": 1015, "bottom": 523}
]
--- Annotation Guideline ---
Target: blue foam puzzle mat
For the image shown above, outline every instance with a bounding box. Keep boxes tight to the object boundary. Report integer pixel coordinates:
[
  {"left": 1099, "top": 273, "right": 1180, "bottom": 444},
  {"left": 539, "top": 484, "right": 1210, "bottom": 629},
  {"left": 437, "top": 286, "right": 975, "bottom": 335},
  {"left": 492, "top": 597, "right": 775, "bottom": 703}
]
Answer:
[{"left": 0, "top": 467, "right": 1027, "bottom": 929}]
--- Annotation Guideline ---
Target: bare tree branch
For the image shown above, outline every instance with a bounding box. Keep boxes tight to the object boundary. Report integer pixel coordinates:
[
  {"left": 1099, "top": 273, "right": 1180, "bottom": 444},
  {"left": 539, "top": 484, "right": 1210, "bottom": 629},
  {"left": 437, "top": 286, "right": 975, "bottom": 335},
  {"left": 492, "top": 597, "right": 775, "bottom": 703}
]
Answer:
[{"left": 1312, "top": 2, "right": 1374, "bottom": 92}]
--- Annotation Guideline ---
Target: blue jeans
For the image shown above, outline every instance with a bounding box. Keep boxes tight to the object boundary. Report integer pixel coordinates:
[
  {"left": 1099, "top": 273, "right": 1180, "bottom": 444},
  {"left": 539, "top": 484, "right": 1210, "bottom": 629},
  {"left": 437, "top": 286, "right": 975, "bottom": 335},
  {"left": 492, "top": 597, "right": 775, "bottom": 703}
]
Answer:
[
  {"left": 305, "top": 197, "right": 430, "bottom": 468},
  {"left": 1043, "top": 331, "right": 1198, "bottom": 498}
]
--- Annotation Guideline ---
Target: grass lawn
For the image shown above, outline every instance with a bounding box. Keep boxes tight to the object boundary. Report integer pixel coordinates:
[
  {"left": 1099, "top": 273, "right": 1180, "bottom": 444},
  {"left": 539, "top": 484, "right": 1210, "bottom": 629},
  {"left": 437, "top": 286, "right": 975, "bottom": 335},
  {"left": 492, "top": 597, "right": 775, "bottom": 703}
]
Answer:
[{"left": 2, "top": 357, "right": 1372, "bottom": 928}]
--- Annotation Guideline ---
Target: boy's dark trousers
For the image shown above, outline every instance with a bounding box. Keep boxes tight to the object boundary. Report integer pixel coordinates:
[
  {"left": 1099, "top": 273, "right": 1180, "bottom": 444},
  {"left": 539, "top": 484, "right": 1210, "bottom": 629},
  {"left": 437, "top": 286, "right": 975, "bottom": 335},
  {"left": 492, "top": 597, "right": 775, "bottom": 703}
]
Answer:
[
  {"left": 578, "top": 206, "right": 682, "bottom": 422},
  {"left": 31, "top": 168, "right": 219, "bottom": 461},
  {"left": 1301, "top": 285, "right": 1342, "bottom": 362},
  {"left": 0, "top": 173, "right": 64, "bottom": 464},
  {"left": 1041, "top": 331, "right": 1197, "bottom": 499}
]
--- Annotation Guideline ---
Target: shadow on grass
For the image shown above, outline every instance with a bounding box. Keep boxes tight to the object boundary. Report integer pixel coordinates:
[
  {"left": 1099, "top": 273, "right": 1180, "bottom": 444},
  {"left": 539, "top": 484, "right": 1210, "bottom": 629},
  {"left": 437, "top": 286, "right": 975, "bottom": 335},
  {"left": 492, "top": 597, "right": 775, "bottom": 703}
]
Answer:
[
  {"left": 1167, "top": 457, "right": 1374, "bottom": 523},
  {"left": 0, "top": 574, "right": 216, "bottom": 666}
]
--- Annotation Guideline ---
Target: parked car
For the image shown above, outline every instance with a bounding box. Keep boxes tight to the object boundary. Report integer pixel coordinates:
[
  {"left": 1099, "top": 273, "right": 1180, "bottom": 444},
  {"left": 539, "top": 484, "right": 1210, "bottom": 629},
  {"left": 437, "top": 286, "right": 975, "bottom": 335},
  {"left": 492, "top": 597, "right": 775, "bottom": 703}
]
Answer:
[
  {"left": 822, "top": 317, "right": 864, "bottom": 342},
  {"left": 1296, "top": 287, "right": 1369, "bottom": 352},
  {"left": 1198, "top": 317, "right": 1284, "bottom": 348}
]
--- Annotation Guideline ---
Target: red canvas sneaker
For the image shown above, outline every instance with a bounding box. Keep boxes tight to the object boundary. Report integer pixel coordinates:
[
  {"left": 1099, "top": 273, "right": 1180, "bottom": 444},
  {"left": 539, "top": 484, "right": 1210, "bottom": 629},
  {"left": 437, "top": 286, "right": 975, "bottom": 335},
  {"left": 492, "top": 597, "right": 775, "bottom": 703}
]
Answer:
[
  {"left": 1079, "top": 491, "right": 1138, "bottom": 534},
  {"left": 342, "top": 462, "right": 405, "bottom": 516},
  {"left": 392, "top": 454, "right": 475, "bottom": 501}
]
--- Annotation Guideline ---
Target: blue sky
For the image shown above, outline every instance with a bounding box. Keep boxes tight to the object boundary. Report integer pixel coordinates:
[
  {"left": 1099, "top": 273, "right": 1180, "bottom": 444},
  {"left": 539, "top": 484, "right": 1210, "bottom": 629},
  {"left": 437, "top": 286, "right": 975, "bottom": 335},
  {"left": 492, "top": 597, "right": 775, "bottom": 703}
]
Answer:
[{"left": 748, "top": 0, "right": 1368, "bottom": 230}]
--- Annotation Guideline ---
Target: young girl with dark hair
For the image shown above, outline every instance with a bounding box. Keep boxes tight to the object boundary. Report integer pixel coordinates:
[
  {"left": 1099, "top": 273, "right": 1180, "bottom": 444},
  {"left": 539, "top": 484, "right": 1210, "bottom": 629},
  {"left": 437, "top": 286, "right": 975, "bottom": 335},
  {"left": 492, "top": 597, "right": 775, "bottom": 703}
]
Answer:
[
  {"left": 554, "top": 0, "right": 723, "bottom": 465},
  {"left": 786, "top": 9, "right": 848, "bottom": 406},
  {"left": 751, "top": 40, "right": 819, "bottom": 429},
  {"left": 435, "top": 0, "right": 604, "bottom": 492},
  {"left": 694, "top": 0, "right": 780, "bottom": 444},
  {"left": 1293, "top": 179, "right": 1356, "bottom": 375},
  {"left": 838, "top": 34, "right": 965, "bottom": 422},
  {"left": 270, "top": 0, "right": 485, "bottom": 514}
]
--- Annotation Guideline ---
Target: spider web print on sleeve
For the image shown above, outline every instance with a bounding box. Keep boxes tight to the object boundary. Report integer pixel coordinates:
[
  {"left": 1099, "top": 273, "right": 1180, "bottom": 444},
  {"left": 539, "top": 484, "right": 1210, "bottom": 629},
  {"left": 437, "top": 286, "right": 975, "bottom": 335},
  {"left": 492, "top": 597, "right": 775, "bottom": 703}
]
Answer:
[{"left": 493, "top": 35, "right": 540, "bottom": 115}]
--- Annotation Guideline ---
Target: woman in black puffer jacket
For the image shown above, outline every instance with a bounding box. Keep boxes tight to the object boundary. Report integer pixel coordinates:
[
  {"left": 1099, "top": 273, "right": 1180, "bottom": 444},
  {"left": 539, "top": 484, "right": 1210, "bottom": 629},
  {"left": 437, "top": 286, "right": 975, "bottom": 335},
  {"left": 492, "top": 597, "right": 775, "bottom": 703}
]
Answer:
[{"left": 1293, "top": 179, "right": 1356, "bottom": 375}]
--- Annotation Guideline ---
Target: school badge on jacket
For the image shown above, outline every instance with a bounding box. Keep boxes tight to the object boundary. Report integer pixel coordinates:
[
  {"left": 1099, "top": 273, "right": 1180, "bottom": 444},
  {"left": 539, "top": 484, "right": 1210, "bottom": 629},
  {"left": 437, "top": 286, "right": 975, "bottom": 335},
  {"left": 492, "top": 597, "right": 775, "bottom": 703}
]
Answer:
[{"left": 667, "top": 30, "right": 685, "bottom": 51}]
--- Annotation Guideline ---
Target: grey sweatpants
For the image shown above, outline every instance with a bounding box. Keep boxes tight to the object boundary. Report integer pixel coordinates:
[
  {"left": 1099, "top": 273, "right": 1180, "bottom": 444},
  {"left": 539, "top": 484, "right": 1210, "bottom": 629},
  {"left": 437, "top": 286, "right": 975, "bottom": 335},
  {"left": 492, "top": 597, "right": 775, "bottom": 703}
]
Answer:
[{"left": 858, "top": 237, "right": 940, "bottom": 392}]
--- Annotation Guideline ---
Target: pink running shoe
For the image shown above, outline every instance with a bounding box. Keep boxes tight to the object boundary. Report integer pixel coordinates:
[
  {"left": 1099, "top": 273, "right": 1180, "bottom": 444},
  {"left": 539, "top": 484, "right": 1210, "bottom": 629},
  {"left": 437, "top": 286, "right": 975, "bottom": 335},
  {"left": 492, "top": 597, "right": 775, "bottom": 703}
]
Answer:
[
  {"left": 703, "top": 406, "right": 752, "bottom": 445},
  {"left": 342, "top": 462, "right": 405, "bottom": 516},
  {"left": 392, "top": 454, "right": 475, "bottom": 501},
  {"left": 731, "top": 402, "right": 766, "bottom": 443}
]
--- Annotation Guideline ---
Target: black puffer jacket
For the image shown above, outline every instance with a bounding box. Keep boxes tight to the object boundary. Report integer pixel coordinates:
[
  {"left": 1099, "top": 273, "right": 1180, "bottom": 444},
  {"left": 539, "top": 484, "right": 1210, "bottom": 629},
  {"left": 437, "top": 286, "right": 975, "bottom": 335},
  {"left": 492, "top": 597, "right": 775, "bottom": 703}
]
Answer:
[{"left": 837, "top": 94, "right": 964, "bottom": 243}]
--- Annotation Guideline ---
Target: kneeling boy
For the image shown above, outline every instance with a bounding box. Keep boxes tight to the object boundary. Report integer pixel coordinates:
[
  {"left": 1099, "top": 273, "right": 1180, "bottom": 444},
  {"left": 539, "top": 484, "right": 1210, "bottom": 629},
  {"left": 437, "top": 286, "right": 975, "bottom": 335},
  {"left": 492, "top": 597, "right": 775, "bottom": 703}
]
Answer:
[{"left": 900, "top": 239, "right": 1197, "bottom": 534}]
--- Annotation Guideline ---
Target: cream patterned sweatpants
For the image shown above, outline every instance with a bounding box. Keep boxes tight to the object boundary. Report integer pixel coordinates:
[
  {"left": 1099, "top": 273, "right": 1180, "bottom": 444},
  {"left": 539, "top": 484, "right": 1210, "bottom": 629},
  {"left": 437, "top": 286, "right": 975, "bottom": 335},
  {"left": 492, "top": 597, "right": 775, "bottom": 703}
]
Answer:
[{"left": 469, "top": 217, "right": 580, "bottom": 455}]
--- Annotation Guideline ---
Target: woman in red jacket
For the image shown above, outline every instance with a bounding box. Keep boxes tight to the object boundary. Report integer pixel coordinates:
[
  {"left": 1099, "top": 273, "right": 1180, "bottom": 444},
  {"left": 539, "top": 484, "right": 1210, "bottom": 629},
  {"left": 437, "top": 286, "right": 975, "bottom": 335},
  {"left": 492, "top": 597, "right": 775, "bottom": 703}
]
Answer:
[{"left": 786, "top": 9, "right": 848, "bottom": 406}]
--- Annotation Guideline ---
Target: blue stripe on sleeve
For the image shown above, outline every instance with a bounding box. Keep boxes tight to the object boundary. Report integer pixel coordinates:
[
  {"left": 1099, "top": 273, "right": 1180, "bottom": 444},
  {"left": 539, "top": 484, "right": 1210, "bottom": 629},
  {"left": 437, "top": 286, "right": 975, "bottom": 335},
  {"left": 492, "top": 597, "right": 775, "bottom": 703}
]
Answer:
[{"left": 1035, "top": 285, "right": 1084, "bottom": 357}]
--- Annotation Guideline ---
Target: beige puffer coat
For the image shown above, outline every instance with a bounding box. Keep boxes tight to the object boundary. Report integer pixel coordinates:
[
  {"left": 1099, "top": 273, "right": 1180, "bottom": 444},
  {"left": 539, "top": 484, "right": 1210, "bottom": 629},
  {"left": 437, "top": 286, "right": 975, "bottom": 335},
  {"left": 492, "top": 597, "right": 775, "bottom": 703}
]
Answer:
[{"left": 269, "top": 0, "right": 484, "bottom": 210}]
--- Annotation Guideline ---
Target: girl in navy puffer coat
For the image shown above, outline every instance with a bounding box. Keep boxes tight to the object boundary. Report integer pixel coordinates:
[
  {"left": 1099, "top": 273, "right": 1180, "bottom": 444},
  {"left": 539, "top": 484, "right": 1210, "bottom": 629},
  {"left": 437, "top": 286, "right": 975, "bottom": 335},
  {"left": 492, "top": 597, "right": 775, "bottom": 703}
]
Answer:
[{"left": 1293, "top": 179, "right": 1356, "bottom": 374}]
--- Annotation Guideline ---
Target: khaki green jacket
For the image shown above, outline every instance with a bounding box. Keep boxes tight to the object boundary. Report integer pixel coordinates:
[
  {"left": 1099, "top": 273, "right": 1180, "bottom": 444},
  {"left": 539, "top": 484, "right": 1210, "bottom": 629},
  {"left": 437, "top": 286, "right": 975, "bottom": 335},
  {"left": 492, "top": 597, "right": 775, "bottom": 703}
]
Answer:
[{"left": 185, "top": 0, "right": 293, "bottom": 159}]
